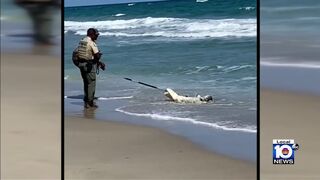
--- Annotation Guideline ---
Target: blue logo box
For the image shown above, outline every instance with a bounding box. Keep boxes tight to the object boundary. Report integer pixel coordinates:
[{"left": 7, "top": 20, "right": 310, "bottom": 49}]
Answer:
[{"left": 273, "top": 139, "right": 295, "bottom": 164}]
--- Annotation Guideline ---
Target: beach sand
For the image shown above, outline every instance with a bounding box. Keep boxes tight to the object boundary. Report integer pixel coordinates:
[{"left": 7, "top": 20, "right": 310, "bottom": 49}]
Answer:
[
  {"left": 261, "top": 90, "right": 320, "bottom": 179},
  {"left": 1, "top": 53, "right": 61, "bottom": 179},
  {"left": 65, "top": 116, "right": 256, "bottom": 180}
]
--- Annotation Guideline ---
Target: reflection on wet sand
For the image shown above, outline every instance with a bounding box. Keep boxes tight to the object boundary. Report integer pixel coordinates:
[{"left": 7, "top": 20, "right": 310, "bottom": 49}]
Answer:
[{"left": 83, "top": 108, "right": 97, "bottom": 119}]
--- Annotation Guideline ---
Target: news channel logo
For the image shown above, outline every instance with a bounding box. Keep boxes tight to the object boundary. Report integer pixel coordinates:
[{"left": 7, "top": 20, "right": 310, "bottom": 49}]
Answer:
[{"left": 273, "top": 139, "right": 299, "bottom": 164}]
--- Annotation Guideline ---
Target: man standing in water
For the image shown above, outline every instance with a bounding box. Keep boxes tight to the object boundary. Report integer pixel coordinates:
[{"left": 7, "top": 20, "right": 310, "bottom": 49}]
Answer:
[
  {"left": 14, "top": 0, "right": 61, "bottom": 45},
  {"left": 75, "top": 28, "right": 105, "bottom": 109}
]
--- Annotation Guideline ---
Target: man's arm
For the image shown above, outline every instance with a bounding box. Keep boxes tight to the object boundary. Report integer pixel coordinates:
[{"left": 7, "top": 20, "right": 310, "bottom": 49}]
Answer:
[
  {"left": 93, "top": 52, "right": 102, "bottom": 61},
  {"left": 90, "top": 42, "right": 106, "bottom": 70},
  {"left": 93, "top": 52, "right": 106, "bottom": 71}
]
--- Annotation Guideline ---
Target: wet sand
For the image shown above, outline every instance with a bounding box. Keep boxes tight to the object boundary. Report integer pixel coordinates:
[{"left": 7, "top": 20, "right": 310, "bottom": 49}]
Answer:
[
  {"left": 1, "top": 53, "right": 61, "bottom": 179},
  {"left": 261, "top": 90, "right": 320, "bottom": 179},
  {"left": 65, "top": 116, "right": 256, "bottom": 180}
]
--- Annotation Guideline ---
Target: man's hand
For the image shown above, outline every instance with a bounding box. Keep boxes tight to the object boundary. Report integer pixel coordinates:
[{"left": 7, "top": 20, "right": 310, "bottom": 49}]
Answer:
[{"left": 99, "top": 61, "right": 106, "bottom": 71}]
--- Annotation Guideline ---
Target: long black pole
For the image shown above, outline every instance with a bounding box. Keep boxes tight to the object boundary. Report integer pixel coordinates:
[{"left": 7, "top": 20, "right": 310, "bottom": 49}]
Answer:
[{"left": 123, "top": 78, "right": 165, "bottom": 91}]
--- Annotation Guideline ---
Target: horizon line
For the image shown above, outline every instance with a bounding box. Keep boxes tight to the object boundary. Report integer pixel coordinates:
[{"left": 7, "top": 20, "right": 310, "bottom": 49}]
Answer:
[{"left": 65, "top": 0, "right": 167, "bottom": 8}]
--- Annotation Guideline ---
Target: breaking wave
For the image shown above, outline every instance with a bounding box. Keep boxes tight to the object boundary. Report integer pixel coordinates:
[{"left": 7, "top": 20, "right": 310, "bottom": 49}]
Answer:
[
  {"left": 239, "top": 7, "right": 255, "bottom": 10},
  {"left": 113, "top": 13, "right": 126, "bottom": 17},
  {"left": 196, "top": 0, "right": 208, "bottom": 3},
  {"left": 116, "top": 107, "right": 256, "bottom": 133},
  {"left": 65, "top": 17, "right": 256, "bottom": 39},
  {"left": 182, "top": 65, "right": 255, "bottom": 75},
  {"left": 261, "top": 60, "right": 320, "bottom": 69}
]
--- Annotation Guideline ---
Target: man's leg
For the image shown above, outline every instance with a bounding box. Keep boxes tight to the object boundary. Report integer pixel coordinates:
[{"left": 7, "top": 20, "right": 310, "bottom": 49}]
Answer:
[
  {"left": 80, "top": 69, "right": 89, "bottom": 108},
  {"left": 86, "top": 64, "right": 97, "bottom": 108},
  {"left": 36, "top": 6, "right": 53, "bottom": 44},
  {"left": 26, "top": 5, "right": 53, "bottom": 44}
]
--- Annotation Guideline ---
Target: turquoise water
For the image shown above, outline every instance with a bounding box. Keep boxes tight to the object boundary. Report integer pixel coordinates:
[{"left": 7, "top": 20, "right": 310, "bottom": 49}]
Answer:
[
  {"left": 261, "top": 0, "right": 320, "bottom": 95},
  {"left": 65, "top": 0, "right": 257, "bottom": 133}
]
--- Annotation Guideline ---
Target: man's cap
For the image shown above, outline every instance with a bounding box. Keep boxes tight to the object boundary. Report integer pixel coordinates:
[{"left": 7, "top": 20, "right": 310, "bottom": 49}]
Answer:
[{"left": 87, "top": 28, "right": 100, "bottom": 36}]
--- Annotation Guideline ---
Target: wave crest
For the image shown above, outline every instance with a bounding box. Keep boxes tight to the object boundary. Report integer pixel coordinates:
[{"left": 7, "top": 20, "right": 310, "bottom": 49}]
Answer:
[
  {"left": 113, "top": 13, "right": 126, "bottom": 17},
  {"left": 65, "top": 17, "right": 256, "bottom": 39},
  {"left": 239, "top": 7, "right": 255, "bottom": 11}
]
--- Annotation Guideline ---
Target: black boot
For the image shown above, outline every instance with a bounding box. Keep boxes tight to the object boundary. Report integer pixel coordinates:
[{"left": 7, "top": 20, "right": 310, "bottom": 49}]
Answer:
[
  {"left": 84, "top": 102, "right": 90, "bottom": 109},
  {"left": 88, "top": 101, "right": 98, "bottom": 108}
]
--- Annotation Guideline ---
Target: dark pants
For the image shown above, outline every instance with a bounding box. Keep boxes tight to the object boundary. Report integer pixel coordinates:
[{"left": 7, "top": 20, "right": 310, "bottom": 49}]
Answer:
[
  {"left": 22, "top": 4, "right": 53, "bottom": 43},
  {"left": 79, "top": 62, "right": 97, "bottom": 103}
]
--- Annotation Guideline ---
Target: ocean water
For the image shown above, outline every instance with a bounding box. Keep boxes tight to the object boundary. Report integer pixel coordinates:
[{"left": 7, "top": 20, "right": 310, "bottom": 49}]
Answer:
[
  {"left": 65, "top": 0, "right": 257, "bottom": 161},
  {"left": 1, "top": 0, "right": 61, "bottom": 55},
  {"left": 261, "top": 0, "right": 320, "bottom": 94}
]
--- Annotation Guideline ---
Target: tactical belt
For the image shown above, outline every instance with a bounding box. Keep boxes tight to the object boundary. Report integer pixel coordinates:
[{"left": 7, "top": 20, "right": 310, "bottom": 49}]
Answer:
[{"left": 78, "top": 59, "right": 96, "bottom": 64}]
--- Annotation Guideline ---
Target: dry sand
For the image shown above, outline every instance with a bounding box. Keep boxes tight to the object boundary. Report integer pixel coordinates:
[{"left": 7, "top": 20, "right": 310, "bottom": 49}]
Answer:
[
  {"left": 261, "top": 90, "right": 320, "bottom": 179},
  {"left": 1, "top": 53, "right": 61, "bottom": 179},
  {"left": 65, "top": 116, "right": 256, "bottom": 180}
]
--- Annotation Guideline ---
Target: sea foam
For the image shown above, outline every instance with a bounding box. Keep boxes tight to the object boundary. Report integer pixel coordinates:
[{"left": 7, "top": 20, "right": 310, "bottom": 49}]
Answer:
[
  {"left": 65, "top": 17, "right": 256, "bottom": 39},
  {"left": 97, "top": 96, "right": 133, "bottom": 100},
  {"left": 116, "top": 107, "right": 256, "bottom": 133},
  {"left": 239, "top": 7, "right": 255, "bottom": 10},
  {"left": 196, "top": 0, "right": 208, "bottom": 3},
  {"left": 261, "top": 60, "right": 320, "bottom": 69},
  {"left": 113, "top": 13, "right": 126, "bottom": 17}
]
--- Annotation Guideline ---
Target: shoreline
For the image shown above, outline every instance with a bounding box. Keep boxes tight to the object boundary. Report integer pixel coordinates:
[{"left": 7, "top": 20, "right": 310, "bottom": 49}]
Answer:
[
  {"left": 1, "top": 15, "right": 61, "bottom": 57},
  {"left": 261, "top": 89, "right": 320, "bottom": 179},
  {"left": 65, "top": 115, "right": 256, "bottom": 179},
  {"left": 261, "top": 63, "right": 320, "bottom": 96},
  {"left": 65, "top": 97, "right": 257, "bottom": 162}
]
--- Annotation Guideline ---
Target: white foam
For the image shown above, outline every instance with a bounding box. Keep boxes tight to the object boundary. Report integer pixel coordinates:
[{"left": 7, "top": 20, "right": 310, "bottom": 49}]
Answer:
[
  {"left": 262, "top": 6, "right": 319, "bottom": 12},
  {"left": 128, "top": 3, "right": 135, "bottom": 6},
  {"left": 241, "top": 77, "right": 256, "bottom": 81},
  {"left": 116, "top": 107, "right": 256, "bottom": 133},
  {"left": 97, "top": 96, "right": 133, "bottom": 100},
  {"left": 223, "top": 65, "right": 255, "bottom": 72},
  {"left": 64, "top": 17, "right": 256, "bottom": 39},
  {"left": 64, "top": 96, "right": 133, "bottom": 100},
  {"left": 239, "top": 7, "right": 255, "bottom": 10},
  {"left": 261, "top": 61, "right": 320, "bottom": 69},
  {"left": 196, "top": 0, "right": 208, "bottom": 3},
  {"left": 113, "top": 13, "right": 126, "bottom": 17}
]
